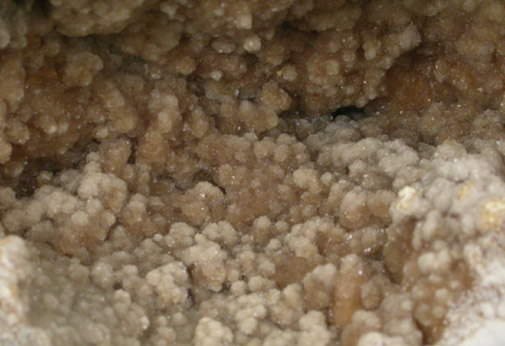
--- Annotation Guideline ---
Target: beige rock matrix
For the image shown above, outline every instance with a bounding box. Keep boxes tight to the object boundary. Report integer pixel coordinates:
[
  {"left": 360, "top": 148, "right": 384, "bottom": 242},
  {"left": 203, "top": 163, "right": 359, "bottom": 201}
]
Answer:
[{"left": 0, "top": 0, "right": 505, "bottom": 345}]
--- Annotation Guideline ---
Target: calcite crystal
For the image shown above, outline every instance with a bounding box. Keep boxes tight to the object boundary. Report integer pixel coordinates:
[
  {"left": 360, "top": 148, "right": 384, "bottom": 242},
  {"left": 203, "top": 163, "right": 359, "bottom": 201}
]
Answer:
[{"left": 0, "top": 0, "right": 505, "bottom": 345}]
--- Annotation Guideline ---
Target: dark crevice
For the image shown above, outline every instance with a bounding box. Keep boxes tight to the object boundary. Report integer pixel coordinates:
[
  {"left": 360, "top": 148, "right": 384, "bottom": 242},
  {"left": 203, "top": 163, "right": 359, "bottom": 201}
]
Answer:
[
  {"left": 12, "top": 139, "right": 99, "bottom": 199},
  {"left": 127, "top": 137, "right": 138, "bottom": 164},
  {"left": 14, "top": 158, "right": 61, "bottom": 198},
  {"left": 330, "top": 105, "right": 366, "bottom": 120},
  {"left": 189, "top": 169, "right": 226, "bottom": 195},
  {"left": 37, "top": 0, "right": 51, "bottom": 16}
]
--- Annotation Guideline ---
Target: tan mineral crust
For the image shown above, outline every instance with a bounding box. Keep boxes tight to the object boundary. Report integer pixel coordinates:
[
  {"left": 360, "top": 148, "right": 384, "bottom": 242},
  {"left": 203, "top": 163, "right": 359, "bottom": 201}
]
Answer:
[{"left": 0, "top": 0, "right": 505, "bottom": 345}]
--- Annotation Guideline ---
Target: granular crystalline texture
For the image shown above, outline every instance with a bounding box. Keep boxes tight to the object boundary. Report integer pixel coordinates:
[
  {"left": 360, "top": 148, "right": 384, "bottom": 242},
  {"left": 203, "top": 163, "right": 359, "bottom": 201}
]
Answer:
[{"left": 0, "top": 0, "right": 505, "bottom": 345}]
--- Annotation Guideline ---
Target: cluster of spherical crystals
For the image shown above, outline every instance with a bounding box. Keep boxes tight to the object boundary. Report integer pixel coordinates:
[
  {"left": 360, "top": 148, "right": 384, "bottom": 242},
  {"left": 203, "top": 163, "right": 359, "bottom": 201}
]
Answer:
[{"left": 0, "top": 0, "right": 504, "bottom": 345}]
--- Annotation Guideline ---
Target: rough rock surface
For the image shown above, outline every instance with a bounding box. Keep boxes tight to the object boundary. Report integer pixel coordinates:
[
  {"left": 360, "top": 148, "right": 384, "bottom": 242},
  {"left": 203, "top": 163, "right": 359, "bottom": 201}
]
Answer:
[{"left": 0, "top": 0, "right": 505, "bottom": 345}]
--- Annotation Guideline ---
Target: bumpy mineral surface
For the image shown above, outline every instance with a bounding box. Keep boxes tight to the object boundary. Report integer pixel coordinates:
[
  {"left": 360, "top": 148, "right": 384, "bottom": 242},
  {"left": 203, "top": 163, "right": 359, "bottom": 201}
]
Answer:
[{"left": 1, "top": 0, "right": 505, "bottom": 345}]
